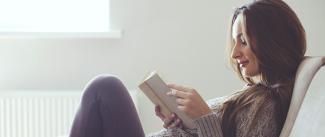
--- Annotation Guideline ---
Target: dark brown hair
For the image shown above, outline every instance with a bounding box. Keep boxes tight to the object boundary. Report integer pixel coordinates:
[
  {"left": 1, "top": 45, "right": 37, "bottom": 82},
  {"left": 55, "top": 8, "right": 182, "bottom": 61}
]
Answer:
[{"left": 222, "top": 0, "right": 306, "bottom": 136}]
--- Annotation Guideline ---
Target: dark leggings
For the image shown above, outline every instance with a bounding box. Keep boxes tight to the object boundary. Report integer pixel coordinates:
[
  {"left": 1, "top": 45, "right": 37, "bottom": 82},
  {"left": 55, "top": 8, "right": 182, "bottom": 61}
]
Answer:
[{"left": 69, "top": 75, "right": 145, "bottom": 137}]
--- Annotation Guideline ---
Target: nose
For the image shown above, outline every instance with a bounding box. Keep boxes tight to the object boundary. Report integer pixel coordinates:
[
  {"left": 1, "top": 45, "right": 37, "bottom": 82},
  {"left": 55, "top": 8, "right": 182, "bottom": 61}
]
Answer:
[{"left": 231, "top": 44, "right": 242, "bottom": 59}]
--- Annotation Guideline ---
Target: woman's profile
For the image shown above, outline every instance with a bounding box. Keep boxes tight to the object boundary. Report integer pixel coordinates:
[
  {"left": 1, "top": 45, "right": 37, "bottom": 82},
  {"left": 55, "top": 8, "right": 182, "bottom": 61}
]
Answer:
[{"left": 69, "top": 0, "right": 306, "bottom": 137}]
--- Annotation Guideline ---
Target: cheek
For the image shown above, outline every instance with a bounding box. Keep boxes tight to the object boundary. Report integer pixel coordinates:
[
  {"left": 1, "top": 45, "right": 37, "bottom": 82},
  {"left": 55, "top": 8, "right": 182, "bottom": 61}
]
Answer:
[
  {"left": 245, "top": 49, "right": 260, "bottom": 76},
  {"left": 242, "top": 62, "right": 259, "bottom": 77},
  {"left": 248, "top": 56, "right": 260, "bottom": 75}
]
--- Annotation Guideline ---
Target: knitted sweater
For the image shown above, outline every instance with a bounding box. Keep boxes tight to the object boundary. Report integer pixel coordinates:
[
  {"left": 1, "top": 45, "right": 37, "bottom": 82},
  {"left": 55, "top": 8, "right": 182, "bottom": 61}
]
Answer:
[{"left": 147, "top": 91, "right": 279, "bottom": 137}]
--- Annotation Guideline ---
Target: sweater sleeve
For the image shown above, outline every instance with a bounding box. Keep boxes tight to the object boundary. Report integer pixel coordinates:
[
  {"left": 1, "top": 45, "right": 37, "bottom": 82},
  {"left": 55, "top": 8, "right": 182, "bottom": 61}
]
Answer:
[
  {"left": 189, "top": 95, "right": 236, "bottom": 137},
  {"left": 193, "top": 112, "right": 223, "bottom": 137}
]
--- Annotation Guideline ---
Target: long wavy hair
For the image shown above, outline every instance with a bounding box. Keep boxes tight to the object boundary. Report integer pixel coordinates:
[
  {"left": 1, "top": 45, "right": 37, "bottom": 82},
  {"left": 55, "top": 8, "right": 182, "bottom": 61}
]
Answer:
[{"left": 222, "top": 0, "right": 306, "bottom": 137}]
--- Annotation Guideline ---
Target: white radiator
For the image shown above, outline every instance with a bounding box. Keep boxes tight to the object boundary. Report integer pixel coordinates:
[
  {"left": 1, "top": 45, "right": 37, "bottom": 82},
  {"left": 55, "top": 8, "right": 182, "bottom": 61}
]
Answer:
[
  {"left": 0, "top": 90, "right": 138, "bottom": 137},
  {"left": 0, "top": 91, "right": 82, "bottom": 137}
]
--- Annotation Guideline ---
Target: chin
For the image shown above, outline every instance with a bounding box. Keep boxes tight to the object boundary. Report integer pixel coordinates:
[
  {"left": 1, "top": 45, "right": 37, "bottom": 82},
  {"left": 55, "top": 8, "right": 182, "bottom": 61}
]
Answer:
[
  {"left": 242, "top": 70, "right": 259, "bottom": 77},
  {"left": 243, "top": 73, "right": 254, "bottom": 77}
]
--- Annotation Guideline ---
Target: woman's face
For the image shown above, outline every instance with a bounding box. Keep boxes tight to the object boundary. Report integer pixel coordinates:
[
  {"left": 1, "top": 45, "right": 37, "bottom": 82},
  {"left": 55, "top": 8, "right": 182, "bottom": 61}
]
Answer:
[{"left": 231, "top": 14, "right": 260, "bottom": 77}]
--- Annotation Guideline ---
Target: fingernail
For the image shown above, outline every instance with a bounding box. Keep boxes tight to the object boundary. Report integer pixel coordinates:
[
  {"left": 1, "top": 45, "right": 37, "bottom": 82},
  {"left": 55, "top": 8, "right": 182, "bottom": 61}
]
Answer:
[{"left": 166, "top": 92, "right": 172, "bottom": 96}]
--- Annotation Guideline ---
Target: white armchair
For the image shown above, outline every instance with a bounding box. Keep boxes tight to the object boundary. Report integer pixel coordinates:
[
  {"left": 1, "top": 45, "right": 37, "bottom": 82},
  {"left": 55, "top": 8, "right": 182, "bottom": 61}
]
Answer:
[{"left": 280, "top": 56, "right": 325, "bottom": 137}]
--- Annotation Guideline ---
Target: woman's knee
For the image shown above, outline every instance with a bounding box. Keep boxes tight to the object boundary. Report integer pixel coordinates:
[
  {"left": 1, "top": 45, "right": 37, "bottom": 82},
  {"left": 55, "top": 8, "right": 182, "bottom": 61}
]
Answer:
[
  {"left": 90, "top": 74, "right": 122, "bottom": 86},
  {"left": 83, "top": 74, "right": 126, "bottom": 97}
]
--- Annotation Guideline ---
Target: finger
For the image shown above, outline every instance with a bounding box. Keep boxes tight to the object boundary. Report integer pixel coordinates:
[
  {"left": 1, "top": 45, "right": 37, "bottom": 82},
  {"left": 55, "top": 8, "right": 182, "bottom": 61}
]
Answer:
[
  {"left": 163, "top": 118, "right": 173, "bottom": 128},
  {"left": 167, "top": 83, "right": 192, "bottom": 92},
  {"left": 166, "top": 90, "right": 188, "bottom": 98},
  {"left": 155, "top": 106, "right": 165, "bottom": 119},
  {"left": 155, "top": 105, "right": 159, "bottom": 113},
  {"left": 177, "top": 105, "right": 187, "bottom": 113},
  {"left": 175, "top": 98, "right": 187, "bottom": 106},
  {"left": 163, "top": 114, "right": 176, "bottom": 128},
  {"left": 168, "top": 118, "right": 182, "bottom": 128}
]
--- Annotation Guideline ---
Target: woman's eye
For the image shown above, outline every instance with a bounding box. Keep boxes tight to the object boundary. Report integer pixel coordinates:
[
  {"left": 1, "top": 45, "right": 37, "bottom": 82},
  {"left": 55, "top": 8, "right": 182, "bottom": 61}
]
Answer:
[
  {"left": 241, "top": 40, "right": 247, "bottom": 45},
  {"left": 240, "top": 37, "right": 247, "bottom": 45}
]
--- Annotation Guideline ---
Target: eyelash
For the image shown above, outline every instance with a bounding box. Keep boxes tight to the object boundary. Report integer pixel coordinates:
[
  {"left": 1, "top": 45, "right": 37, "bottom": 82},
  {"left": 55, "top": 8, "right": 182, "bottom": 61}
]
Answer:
[{"left": 240, "top": 37, "right": 247, "bottom": 46}]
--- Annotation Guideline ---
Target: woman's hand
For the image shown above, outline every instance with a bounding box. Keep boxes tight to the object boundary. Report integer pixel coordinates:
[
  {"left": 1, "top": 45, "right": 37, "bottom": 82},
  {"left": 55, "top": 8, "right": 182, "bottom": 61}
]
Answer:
[
  {"left": 155, "top": 106, "right": 183, "bottom": 129},
  {"left": 167, "top": 83, "right": 212, "bottom": 119}
]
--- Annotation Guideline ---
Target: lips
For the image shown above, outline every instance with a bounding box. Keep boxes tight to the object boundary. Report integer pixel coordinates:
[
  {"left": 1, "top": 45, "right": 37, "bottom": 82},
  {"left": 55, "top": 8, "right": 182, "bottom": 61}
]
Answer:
[{"left": 239, "top": 60, "right": 249, "bottom": 68}]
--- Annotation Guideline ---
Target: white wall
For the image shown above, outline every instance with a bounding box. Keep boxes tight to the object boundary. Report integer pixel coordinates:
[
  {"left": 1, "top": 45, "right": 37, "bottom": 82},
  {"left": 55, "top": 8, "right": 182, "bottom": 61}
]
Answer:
[{"left": 0, "top": 0, "right": 324, "bottom": 134}]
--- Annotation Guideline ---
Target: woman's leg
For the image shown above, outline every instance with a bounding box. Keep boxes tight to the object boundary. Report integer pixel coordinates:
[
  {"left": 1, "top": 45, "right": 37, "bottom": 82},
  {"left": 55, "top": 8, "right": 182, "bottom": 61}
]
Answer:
[{"left": 69, "top": 75, "right": 145, "bottom": 137}]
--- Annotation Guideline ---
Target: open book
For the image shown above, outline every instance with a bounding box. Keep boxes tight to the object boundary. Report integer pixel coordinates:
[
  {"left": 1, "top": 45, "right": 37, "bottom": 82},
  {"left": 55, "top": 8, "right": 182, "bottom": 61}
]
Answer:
[{"left": 138, "top": 71, "right": 196, "bottom": 129}]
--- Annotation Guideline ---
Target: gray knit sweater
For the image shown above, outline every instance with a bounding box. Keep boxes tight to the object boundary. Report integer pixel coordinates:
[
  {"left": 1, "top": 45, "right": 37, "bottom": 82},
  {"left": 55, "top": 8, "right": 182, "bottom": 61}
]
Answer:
[{"left": 147, "top": 91, "right": 279, "bottom": 137}]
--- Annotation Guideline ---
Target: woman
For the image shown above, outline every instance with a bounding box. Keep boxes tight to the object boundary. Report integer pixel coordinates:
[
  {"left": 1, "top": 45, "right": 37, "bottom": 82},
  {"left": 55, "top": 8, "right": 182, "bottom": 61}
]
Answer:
[{"left": 69, "top": 0, "right": 306, "bottom": 137}]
